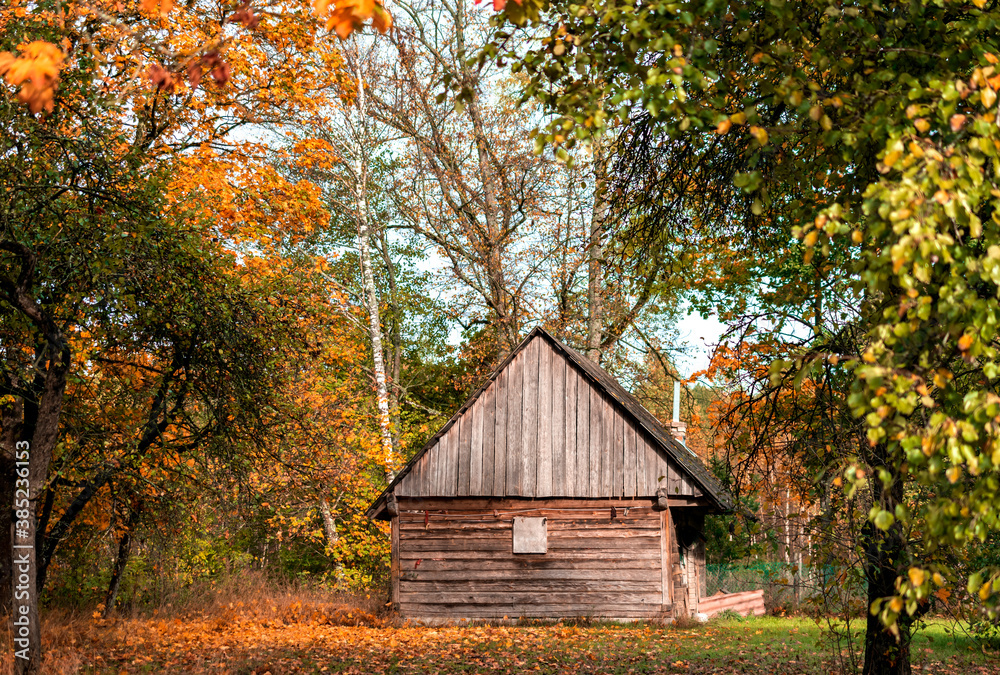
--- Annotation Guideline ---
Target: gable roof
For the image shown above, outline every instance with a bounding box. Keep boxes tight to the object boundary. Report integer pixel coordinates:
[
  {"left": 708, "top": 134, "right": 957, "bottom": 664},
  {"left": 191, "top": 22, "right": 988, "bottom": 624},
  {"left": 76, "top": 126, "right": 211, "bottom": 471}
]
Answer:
[{"left": 366, "top": 327, "right": 732, "bottom": 519}]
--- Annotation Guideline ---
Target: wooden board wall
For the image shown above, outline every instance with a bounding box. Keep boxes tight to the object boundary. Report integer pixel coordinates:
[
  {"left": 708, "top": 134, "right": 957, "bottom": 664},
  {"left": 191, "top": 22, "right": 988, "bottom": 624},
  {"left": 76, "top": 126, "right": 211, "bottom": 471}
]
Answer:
[
  {"left": 396, "top": 499, "right": 671, "bottom": 620},
  {"left": 396, "top": 337, "right": 702, "bottom": 499}
]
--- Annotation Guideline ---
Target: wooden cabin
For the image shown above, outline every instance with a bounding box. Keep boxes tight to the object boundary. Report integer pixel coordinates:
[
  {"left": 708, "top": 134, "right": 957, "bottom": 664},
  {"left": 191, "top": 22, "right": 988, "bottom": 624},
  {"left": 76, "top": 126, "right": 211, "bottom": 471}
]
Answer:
[{"left": 366, "top": 327, "right": 732, "bottom": 622}]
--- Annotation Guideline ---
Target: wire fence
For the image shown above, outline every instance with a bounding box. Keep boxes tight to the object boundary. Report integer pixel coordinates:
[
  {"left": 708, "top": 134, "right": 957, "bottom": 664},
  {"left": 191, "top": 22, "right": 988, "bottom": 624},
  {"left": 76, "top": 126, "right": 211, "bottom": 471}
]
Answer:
[{"left": 706, "top": 562, "right": 826, "bottom": 610}]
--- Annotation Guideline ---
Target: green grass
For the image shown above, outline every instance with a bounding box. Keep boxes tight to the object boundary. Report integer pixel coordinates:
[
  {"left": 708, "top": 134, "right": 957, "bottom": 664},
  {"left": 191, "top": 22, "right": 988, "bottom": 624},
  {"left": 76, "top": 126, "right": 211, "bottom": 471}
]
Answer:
[{"left": 304, "top": 616, "right": 998, "bottom": 674}]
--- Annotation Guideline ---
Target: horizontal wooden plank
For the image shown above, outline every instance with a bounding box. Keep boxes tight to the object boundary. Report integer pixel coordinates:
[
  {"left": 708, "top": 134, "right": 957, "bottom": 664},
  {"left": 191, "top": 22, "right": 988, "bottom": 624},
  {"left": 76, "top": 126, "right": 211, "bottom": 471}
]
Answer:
[
  {"left": 547, "top": 536, "right": 658, "bottom": 549},
  {"left": 394, "top": 558, "right": 662, "bottom": 572},
  {"left": 401, "top": 537, "right": 658, "bottom": 553},
  {"left": 550, "top": 528, "right": 661, "bottom": 539},
  {"left": 400, "top": 520, "right": 512, "bottom": 531},
  {"left": 399, "top": 517, "right": 660, "bottom": 530},
  {"left": 401, "top": 527, "right": 661, "bottom": 543},
  {"left": 399, "top": 549, "right": 663, "bottom": 561},
  {"left": 700, "top": 590, "right": 766, "bottom": 619},
  {"left": 400, "top": 568, "right": 660, "bottom": 582},
  {"left": 398, "top": 515, "right": 661, "bottom": 528},
  {"left": 398, "top": 604, "right": 672, "bottom": 619},
  {"left": 399, "top": 591, "right": 662, "bottom": 605},
  {"left": 398, "top": 498, "right": 658, "bottom": 511},
  {"left": 400, "top": 579, "right": 661, "bottom": 593}
]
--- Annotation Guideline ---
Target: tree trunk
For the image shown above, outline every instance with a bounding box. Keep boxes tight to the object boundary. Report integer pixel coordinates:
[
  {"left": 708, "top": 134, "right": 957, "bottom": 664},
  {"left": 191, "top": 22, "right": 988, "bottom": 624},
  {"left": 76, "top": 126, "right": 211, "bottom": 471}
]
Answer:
[
  {"left": 11, "top": 348, "right": 69, "bottom": 675},
  {"left": 2, "top": 242, "right": 72, "bottom": 675},
  {"left": 862, "top": 528, "right": 912, "bottom": 675},
  {"left": 587, "top": 139, "right": 609, "bottom": 362},
  {"left": 102, "top": 505, "right": 140, "bottom": 618},
  {"left": 349, "top": 62, "right": 395, "bottom": 482},
  {"left": 319, "top": 497, "right": 345, "bottom": 581},
  {"left": 0, "top": 394, "right": 22, "bottom": 616},
  {"left": 862, "top": 458, "right": 911, "bottom": 675},
  {"left": 319, "top": 497, "right": 339, "bottom": 548},
  {"left": 376, "top": 230, "right": 403, "bottom": 444}
]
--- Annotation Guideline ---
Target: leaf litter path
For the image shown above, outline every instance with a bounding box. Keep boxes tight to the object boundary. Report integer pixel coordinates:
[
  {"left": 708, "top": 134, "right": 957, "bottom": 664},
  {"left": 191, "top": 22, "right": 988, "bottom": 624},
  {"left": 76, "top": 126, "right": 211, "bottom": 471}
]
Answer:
[{"left": 57, "top": 612, "right": 999, "bottom": 675}]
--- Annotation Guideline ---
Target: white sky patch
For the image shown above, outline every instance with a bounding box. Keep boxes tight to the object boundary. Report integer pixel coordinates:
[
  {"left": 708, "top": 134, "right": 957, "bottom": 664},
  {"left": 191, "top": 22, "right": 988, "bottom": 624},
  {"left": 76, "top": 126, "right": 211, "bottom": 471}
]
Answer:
[{"left": 673, "top": 306, "right": 727, "bottom": 379}]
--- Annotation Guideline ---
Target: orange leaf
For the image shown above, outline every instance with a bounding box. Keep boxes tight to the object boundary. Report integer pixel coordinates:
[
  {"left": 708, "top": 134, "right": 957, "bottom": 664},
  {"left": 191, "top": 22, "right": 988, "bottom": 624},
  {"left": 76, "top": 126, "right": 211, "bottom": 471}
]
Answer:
[
  {"left": 147, "top": 64, "right": 175, "bottom": 92},
  {"left": 2, "top": 42, "right": 64, "bottom": 114},
  {"left": 141, "top": 0, "right": 174, "bottom": 15},
  {"left": 372, "top": 1, "right": 392, "bottom": 33},
  {"left": 958, "top": 333, "right": 974, "bottom": 351}
]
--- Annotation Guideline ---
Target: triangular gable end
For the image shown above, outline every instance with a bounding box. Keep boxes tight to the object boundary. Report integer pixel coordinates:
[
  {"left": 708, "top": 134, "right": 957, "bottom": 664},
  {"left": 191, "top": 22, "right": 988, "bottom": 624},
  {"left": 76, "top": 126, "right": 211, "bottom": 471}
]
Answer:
[{"left": 366, "top": 328, "right": 731, "bottom": 519}]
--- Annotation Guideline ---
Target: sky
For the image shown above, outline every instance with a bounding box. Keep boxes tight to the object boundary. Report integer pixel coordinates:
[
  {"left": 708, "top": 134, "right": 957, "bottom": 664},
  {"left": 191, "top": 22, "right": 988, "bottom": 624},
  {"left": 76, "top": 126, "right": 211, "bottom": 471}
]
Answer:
[{"left": 672, "top": 308, "right": 727, "bottom": 379}]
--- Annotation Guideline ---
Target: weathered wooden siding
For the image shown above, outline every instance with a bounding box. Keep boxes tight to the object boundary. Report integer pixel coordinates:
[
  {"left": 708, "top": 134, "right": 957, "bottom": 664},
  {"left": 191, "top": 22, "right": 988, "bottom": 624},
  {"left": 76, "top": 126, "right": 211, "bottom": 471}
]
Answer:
[
  {"left": 672, "top": 510, "right": 706, "bottom": 617},
  {"left": 396, "top": 498, "right": 671, "bottom": 620},
  {"left": 396, "top": 338, "right": 702, "bottom": 499}
]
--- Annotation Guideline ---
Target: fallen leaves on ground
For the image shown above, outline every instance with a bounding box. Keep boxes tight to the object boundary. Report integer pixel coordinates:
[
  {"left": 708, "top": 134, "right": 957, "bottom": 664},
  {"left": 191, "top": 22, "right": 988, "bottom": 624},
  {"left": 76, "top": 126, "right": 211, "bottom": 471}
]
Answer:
[{"left": 11, "top": 608, "right": 1000, "bottom": 675}]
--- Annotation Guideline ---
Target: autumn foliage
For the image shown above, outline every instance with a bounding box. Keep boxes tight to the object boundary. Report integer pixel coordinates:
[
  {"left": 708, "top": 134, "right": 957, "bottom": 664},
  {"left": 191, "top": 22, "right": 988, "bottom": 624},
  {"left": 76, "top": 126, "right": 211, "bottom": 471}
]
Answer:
[{"left": 0, "top": 0, "right": 391, "bottom": 118}]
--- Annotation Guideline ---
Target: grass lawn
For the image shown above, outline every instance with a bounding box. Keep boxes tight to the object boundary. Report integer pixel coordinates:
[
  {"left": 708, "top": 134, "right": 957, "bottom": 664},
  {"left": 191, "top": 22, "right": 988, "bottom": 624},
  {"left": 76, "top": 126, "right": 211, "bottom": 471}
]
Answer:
[{"left": 9, "top": 608, "right": 999, "bottom": 675}]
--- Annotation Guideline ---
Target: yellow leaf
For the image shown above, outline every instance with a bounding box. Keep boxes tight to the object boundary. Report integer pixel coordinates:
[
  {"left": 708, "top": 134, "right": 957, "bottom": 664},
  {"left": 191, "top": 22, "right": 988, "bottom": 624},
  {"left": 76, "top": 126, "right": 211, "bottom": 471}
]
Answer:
[
  {"left": 852, "top": 230, "right": 863, "bottom": 244},
  {"left": 750, "top": 125, "right": 768, "bottom": 145},
  {"left": 908, "top": 568, "right": 925, "bottom": 587},
  {"left": 983, "top": 86, "right": 997, "bottom": 109},
  {"left": 915, "top": 118, "right": 930, "bottom": 133},
  {"left": 884, "top": 150, "right": 901, "bottom": 168},
  {"left": 730, "top": 111, "right": 746, "bottom": 125},
  {"left": 889, "top": 597, "right": 903, "bottom": 613},
  {"left": 947, "top": 466, "right": 961, "bottom": 483},
  {"left": 979, "top": 580, "right": 992, "bottom": 601},
  {"left": 803, "top": 230, "right": 818, "bottom": 247}
]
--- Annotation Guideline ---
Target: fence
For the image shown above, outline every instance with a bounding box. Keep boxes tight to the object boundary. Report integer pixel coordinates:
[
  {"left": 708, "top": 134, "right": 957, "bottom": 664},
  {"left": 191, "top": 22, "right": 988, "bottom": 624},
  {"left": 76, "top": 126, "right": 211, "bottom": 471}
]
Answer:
[{"left": 706, "top": 562, "right": 824, "bottom": 610}]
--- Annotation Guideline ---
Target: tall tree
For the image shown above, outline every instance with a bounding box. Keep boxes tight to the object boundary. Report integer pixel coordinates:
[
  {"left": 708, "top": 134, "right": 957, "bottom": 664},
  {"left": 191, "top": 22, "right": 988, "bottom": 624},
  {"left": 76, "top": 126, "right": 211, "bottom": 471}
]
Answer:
[
  {"left": 364, "top": 0, "right": 558, "bottom": 356},
  {"left": 312, "top": 40, "right": 398, "bottom": 481}
]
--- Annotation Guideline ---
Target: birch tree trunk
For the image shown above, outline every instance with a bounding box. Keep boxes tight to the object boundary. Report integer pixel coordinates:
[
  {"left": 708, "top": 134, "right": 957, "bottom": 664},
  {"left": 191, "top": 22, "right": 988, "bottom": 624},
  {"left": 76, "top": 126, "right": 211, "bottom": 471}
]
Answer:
[
  {"left": 376, "top": 230, "right": 403, "bottom": 443},
  {"left": 348, "top": 56, "right": 395, "bottom": 482},
  {"left": 319, "top": 497, "right": 339, "bottom": 548},
  {"left": 587, "top": 139, "right": 609, "bottom": 362}
]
